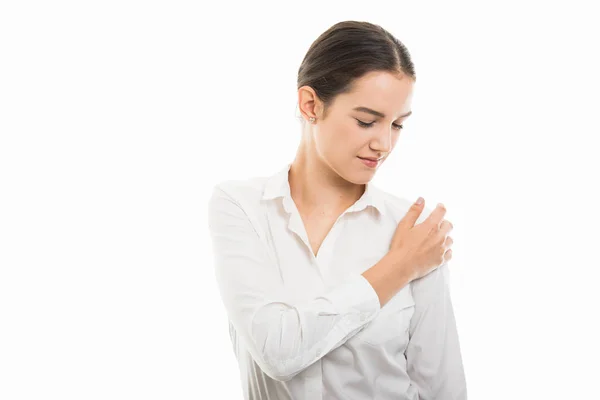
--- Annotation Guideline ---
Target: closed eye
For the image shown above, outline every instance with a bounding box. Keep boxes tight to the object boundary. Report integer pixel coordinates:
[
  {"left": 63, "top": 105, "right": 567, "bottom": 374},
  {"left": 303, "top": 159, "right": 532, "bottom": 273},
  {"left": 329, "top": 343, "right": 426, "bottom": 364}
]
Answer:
[{"left": 356, "top": 119, "right": 404, "bottom": 130}]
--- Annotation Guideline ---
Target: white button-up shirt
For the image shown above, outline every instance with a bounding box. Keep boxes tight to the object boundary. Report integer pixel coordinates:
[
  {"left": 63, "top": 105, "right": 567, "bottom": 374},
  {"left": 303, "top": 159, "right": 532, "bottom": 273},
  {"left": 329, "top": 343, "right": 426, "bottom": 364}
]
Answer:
[{"left": 207, "top": 163, "right": 467, "bottom": 399}]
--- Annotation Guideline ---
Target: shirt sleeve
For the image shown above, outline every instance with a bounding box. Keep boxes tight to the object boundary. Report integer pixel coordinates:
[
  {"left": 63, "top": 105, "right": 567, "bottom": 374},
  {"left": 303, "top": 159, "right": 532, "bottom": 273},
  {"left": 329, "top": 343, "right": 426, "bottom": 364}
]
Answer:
[
  {"left": 207, "top": 184, "right": 382, "bottom": 382},
  {"left": 405, "top": 262, "right": 468, "bottom": 399}
]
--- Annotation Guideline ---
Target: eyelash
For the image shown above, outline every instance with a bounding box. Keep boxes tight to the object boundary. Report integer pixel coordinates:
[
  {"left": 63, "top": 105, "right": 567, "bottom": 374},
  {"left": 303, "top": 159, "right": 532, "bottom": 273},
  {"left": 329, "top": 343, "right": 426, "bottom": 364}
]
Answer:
[{"left": 356, "top": 119, "right": 404, "bottom": 130}]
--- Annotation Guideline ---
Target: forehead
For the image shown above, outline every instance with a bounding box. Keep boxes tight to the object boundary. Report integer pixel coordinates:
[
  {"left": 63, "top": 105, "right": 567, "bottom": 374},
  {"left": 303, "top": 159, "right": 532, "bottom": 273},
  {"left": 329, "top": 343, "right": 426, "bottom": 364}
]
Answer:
[{"left": 339, "top": 70, "right": 414, "bottom": 117}]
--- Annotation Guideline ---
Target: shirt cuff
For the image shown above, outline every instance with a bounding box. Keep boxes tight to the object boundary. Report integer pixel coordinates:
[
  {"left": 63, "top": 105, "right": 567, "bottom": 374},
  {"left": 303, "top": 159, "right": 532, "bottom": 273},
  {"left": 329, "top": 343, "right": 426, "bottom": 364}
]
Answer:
[{"left": 326, "top": 274, "right": 382, "bottom": 334}]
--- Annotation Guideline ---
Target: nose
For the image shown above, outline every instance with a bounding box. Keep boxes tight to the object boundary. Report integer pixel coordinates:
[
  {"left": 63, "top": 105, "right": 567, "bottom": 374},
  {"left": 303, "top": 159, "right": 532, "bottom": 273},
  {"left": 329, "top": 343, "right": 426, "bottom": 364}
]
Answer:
[{"left": 369, "top": 126, "right": 393, "bottom": 154}]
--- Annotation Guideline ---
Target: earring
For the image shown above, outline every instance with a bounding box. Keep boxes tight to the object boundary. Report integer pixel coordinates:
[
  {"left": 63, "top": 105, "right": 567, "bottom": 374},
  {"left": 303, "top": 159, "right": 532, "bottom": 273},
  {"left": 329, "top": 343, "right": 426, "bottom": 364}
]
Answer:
[{"left": 309, "top": 117, "right": 315, "bottom": 123}]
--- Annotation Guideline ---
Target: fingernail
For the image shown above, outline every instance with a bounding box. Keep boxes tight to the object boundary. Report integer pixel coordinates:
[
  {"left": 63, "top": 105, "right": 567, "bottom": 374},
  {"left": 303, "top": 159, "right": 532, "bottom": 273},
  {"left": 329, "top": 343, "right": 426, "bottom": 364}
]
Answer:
[{"left": 416, "top": 197, "right": 424, "bottom": 205}]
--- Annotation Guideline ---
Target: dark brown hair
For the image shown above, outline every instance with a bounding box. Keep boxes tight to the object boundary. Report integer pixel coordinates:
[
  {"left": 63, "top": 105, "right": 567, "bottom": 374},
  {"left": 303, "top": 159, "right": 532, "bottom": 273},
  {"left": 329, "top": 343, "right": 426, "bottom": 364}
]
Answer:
[{"left": 297, "top": 20, "right": 416, "bottom": 121}]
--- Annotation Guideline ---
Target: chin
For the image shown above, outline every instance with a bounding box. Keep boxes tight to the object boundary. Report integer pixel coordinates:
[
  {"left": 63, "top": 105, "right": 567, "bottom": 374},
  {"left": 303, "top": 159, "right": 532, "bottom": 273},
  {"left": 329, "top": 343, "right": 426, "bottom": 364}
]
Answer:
[
  {"left": 349, "top": 168, "right": 377, "bottom": 185},
  {"left": 328, "top": 158, "right": 377, "bottom": 184}
]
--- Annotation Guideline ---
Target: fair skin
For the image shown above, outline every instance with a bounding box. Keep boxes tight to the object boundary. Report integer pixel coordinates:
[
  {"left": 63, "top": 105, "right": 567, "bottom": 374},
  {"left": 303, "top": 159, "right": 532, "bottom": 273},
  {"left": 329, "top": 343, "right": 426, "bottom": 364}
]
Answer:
[
  {"left": 292, "top": 69, "right": 452, "bottom": 307},
  {"left": 292, "top": 70, "right": 414, "bottom": 256}
]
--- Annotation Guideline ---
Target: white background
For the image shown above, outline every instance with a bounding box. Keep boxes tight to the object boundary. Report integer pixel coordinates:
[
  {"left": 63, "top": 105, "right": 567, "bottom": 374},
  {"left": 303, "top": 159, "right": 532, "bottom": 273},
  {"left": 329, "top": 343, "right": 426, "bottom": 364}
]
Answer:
[{"left": 1, "top": 1, "right": 599, "bottom": 399}]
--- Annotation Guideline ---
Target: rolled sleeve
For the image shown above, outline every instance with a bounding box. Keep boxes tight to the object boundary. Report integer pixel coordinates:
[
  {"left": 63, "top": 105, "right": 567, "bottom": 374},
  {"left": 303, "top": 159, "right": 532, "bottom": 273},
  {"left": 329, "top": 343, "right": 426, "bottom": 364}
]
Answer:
[
  {"left": 208, "top": 184, "right": 382, "bottom": 381},
  {"left": 324, "top": 274, "right": 382, "bottom": 333}
]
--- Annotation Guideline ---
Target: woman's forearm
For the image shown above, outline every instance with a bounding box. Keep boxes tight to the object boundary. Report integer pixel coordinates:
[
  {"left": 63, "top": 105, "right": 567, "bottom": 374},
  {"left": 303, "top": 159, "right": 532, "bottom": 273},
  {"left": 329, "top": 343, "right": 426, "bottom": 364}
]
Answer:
[{"left": 362, "top": 250, "right": 413, "bottom": 307}]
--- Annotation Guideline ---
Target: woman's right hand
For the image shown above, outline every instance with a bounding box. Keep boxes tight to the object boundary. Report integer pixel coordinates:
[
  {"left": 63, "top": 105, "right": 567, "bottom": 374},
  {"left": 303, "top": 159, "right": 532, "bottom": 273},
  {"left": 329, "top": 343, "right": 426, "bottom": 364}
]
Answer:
[{"left": 388, "top": 198, "right": 454, "bottom": 282}]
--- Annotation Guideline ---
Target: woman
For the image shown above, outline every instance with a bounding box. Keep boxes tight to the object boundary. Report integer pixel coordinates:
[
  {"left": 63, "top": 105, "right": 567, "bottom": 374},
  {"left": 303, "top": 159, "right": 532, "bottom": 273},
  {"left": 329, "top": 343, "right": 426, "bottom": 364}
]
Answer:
[{"left": 208, "top": 20, "right": 467, "bottom": 400}]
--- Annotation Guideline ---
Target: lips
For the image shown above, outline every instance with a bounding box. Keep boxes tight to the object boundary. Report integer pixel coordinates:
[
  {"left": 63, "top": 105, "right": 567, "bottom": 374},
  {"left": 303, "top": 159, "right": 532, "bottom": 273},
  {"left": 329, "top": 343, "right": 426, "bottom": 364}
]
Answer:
[
  {"left": 358, "top": 157, "right": 382, "bottom": 161},
  {"left": 358, "top": 157, "right": 381, "bottom": 168}
]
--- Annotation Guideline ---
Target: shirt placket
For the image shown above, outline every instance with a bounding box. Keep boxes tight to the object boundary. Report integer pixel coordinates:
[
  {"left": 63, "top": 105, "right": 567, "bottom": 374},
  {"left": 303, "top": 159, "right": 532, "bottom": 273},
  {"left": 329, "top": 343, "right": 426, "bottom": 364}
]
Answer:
[
  {"left": 304, "top": 213, "right": 347, "bottom": 400},
  {"left": 315, "top": 214, "right": 346, "bottom": 280},
  {"left": 284, "top": 197, "right": 352, "bottom": 400}
]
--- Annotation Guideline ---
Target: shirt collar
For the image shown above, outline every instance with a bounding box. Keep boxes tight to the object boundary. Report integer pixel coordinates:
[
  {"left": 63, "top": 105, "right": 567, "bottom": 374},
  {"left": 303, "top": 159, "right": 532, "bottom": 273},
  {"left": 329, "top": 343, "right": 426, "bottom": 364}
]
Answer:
[{"left": 262, "top": 163, "right": 387, "bottom": 216}]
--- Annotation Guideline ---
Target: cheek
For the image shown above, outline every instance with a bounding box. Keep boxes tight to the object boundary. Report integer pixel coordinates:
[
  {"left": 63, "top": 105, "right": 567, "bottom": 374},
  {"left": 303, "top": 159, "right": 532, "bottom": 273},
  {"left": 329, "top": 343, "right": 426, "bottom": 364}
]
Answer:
[
  {"left": 322, "top": 123, "right": 356, "bottom": 147},
  {"left": 314, "top": 127, "right": 342, "bottom": 156},
  {"left": 316, "top": 122, "right": 364, "bottom": 156}
]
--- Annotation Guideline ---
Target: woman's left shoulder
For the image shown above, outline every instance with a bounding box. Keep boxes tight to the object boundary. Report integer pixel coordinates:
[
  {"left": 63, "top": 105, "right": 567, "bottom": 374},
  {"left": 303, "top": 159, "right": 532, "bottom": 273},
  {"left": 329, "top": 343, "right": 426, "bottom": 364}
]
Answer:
[{"left": 410, "top": 262, "right": 451, "bottom": 306}]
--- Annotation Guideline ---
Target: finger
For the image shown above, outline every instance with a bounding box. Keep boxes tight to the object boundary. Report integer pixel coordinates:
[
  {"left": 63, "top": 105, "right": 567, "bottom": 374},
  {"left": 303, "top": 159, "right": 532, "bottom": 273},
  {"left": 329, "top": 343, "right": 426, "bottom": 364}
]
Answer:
[
  {"left": 439, "top": 220, "right": 453, "bottom": 235},
  {"left": 424, "top": 203, "right": 447, "bottom": 232},
  {"left": 396, "top": 197, "right": 426, "bottom": 233},
  {"left": 445, "top": 236, "right": 454, "bottom": 248},
  {"left": 444, "top": 248, "right": 453, "bottom": 261}
]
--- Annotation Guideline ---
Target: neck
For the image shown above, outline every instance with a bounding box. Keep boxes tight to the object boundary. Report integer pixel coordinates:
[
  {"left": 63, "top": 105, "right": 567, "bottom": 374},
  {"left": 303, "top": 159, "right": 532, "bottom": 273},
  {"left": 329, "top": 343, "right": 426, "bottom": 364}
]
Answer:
[{"left": 289, "top": 144, "right": 365, "bottom": 216}]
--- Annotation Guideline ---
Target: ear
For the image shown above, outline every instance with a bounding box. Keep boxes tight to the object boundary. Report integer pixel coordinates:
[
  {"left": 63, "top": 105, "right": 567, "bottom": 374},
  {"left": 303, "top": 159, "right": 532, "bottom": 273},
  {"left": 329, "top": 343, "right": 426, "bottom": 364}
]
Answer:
[{"left": 297, "top": 85, "right": 318, "bottom": 121}]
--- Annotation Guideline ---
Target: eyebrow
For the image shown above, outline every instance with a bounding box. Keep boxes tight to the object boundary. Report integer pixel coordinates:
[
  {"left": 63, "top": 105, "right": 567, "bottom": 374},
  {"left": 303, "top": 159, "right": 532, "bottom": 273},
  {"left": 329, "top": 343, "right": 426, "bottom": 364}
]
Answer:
[{"left": 353, "top": 106, "right": 412, "bottom": 119}]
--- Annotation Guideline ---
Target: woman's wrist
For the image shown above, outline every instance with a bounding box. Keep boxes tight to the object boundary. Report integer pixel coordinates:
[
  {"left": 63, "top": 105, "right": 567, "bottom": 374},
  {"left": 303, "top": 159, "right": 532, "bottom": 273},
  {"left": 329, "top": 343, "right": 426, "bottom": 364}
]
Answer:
[{"left": 362, "top": 251, "right": 413, "bottom": 307}]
